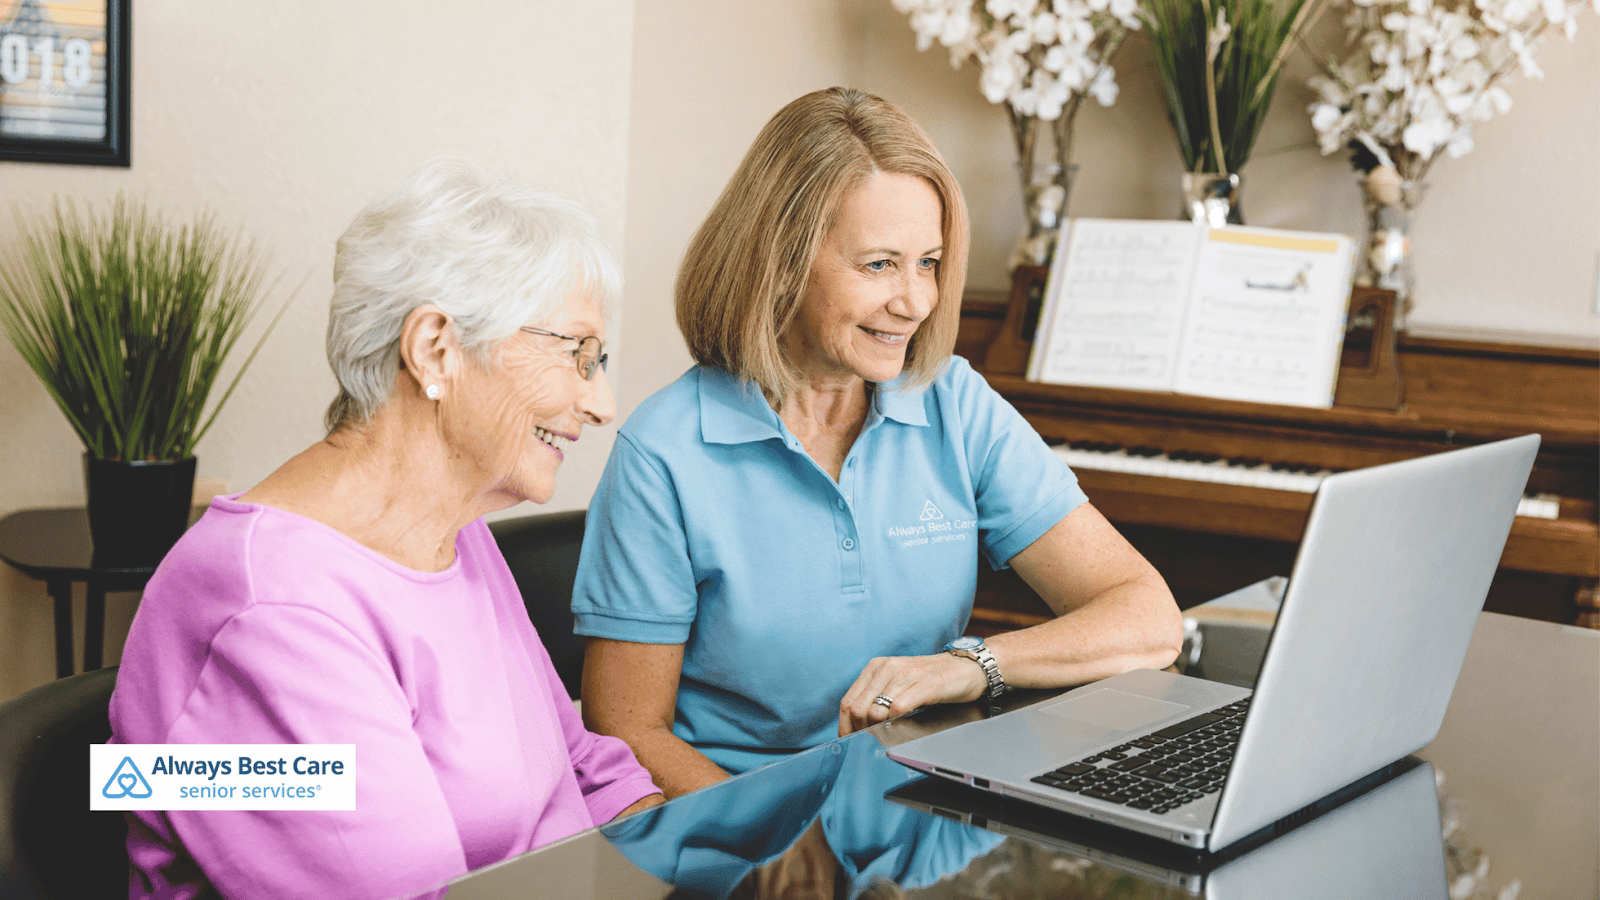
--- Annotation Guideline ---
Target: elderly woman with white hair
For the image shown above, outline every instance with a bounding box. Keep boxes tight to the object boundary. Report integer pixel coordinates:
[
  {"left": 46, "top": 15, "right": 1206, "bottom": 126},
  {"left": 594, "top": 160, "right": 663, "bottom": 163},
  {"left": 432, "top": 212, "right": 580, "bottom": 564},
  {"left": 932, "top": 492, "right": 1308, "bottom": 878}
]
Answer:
[{"left": 109, "top": 160, "right": 662, "bottom": 900}]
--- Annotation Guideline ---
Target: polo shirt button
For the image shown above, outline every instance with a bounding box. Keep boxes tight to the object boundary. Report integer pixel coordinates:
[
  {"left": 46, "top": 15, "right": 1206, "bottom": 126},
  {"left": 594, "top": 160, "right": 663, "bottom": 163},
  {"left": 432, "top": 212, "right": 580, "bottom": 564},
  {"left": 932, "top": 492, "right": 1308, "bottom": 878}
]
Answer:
[
  {"left": 841, "top": 537, "right": 855, "bottom": 551},
  {"left": 836, "top": 498, "right": 845, "bottom": 510}
]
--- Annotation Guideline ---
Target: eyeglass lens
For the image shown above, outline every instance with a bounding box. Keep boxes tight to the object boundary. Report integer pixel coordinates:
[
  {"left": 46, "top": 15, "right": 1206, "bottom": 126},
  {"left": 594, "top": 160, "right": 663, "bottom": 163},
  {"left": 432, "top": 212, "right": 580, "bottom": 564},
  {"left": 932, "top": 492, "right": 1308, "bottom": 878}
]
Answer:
[{"left": 576, "top": 336, "right": 608, "bottom": 381}]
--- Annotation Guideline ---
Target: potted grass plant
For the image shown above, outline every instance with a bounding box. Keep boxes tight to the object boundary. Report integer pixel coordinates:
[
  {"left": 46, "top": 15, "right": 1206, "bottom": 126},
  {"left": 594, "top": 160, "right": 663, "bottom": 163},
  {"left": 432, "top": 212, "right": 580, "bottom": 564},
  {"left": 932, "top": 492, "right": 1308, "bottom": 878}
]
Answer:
[
  {"left": 1141, "top": 0, "right": 1328, "bottom": 225},
  {"left": 0, "top": 197, "right": 288, "bottom": 566}
]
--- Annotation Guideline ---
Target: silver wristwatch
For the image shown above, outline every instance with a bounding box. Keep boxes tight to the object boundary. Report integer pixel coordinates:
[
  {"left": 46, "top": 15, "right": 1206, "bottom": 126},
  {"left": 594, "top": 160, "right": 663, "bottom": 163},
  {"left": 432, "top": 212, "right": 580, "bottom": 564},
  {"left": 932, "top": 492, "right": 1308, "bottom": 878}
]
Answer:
[{"left": 945, "top": 636, "right": 1007, "bottom": 699}]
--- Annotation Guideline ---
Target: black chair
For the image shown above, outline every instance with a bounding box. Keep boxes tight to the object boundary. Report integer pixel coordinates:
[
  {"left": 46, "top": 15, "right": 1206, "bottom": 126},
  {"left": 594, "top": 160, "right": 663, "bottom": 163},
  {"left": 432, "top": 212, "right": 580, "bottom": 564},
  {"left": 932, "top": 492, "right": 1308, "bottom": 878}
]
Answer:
[
  {"left": 0, "top": 667, "right": 127, "bottom": 900},
  {"left": 489, "top": 509, "right": 590, "bottom": 701}
]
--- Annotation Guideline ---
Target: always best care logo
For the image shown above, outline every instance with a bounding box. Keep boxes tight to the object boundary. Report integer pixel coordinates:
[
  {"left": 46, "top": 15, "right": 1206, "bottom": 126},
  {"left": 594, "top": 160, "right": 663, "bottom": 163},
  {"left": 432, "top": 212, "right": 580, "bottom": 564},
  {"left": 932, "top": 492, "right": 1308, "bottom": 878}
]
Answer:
[
  {"left": 91, "top": 744, "right": 356, "bottom": 811},
  {"left": 885, "top": 499, "right": 976, "bottom": 549}
]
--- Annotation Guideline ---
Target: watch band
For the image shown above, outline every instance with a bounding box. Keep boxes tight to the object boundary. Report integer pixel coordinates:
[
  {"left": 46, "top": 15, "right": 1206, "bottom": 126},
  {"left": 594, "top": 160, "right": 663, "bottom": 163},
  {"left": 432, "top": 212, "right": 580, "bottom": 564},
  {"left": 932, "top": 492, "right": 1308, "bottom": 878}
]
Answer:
[{"left": 948, "top": 641, "right": 1007, "bottom": 699}]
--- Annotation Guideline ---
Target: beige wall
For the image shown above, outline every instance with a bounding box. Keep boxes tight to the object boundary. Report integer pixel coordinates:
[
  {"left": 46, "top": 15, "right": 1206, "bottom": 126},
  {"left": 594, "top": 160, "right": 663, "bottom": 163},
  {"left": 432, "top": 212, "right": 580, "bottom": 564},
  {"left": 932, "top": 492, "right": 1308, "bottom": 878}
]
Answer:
[
  {"left": 0, "top": 0, "right": 634, "bottom": 701},
  {"left": 618, "top": 1, "right": 856, "bottom": 415}
]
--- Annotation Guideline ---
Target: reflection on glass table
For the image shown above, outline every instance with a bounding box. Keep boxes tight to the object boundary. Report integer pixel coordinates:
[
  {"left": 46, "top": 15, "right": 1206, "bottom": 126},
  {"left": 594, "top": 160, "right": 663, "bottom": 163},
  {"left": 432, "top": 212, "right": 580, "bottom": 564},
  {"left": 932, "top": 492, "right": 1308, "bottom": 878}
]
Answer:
[
  {"left": 436, "top": 734, "right": 1448, "bottom": 900},
  {"left": 601, "top": 731, "right": 1001, "bottom": 899}
]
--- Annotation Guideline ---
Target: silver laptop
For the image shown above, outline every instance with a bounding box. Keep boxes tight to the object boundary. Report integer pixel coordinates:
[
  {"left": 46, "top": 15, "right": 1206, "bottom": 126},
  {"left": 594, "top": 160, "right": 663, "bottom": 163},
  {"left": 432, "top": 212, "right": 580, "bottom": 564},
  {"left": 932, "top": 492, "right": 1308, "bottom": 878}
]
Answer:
[{"left": 889, "top": 434, "right": 1539, "bottom": 852}]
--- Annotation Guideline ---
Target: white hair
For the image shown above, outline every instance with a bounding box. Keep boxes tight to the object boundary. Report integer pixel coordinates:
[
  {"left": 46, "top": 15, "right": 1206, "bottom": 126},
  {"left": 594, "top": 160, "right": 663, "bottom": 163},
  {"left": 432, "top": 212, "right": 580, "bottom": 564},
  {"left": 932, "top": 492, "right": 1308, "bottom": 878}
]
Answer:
[{"left": 323, "top": 159, "right": 620, "bottom": 432}]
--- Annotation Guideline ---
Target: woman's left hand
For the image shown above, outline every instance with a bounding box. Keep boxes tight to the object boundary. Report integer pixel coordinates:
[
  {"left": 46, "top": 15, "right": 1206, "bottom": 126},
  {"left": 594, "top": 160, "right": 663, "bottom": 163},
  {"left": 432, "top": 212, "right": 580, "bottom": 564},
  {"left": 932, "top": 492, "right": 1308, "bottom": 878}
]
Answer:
[{"left": 837, "top": 652, "right": 989, "bottom": 736}]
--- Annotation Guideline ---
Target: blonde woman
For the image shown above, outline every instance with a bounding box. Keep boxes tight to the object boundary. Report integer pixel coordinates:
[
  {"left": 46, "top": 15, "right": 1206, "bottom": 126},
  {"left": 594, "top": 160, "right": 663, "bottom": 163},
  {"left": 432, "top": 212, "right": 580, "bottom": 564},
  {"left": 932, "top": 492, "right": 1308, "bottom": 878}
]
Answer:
[{"left": 574, "top": 88, "right": 1182, "bottom": 798}]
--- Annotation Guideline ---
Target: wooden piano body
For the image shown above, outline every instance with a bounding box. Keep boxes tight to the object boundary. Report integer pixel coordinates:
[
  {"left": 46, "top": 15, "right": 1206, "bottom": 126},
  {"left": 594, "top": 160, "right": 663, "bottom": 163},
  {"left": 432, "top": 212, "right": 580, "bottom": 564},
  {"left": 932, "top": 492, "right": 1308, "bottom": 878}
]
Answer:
[{"left": 957, "top": 291, "right": 1600, "bottom": 631}]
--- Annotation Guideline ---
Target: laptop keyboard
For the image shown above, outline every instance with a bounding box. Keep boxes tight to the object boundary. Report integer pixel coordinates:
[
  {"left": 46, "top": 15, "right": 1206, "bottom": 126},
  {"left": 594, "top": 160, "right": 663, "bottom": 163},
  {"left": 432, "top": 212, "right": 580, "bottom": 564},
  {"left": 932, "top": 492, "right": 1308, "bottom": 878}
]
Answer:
[{"left": 1028, "top": 698, "right": 1250, "bottom": 814}]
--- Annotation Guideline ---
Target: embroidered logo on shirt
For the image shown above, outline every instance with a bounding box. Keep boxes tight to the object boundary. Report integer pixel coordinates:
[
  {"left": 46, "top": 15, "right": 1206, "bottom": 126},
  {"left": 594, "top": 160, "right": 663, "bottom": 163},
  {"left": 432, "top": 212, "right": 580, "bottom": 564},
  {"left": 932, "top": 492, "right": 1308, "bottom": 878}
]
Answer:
[{"left": 887, "top": 501, "right": 976, "bottom": 549}]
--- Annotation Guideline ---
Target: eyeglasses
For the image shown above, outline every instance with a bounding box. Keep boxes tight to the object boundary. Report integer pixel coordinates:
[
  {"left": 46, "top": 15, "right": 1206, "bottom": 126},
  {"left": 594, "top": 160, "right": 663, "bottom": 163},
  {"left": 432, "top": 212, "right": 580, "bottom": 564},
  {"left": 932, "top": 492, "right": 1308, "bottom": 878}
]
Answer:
[{"left": 519, "top": 327, "right": 609, "bottom": 381}]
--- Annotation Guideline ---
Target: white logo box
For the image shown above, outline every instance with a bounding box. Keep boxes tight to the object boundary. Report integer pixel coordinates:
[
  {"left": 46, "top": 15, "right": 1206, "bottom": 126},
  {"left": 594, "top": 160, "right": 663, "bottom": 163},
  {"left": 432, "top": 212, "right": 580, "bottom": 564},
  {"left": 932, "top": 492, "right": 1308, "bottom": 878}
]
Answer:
[{"left": 91, "top": 744, "right": 356, "bottom": 810}]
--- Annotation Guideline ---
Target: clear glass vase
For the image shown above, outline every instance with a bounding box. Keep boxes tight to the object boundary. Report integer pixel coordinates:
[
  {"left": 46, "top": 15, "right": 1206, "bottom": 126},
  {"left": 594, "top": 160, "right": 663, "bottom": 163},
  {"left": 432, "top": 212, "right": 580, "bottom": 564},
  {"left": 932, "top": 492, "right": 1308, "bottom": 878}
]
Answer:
[
  {"left": 1355, "top": 171, "right": 1426, "bottom": 330},
  {"left": 1181, "top": 172, "right": 1243, "bottom": 227},
  {"left": 1011, "top": 162, "right": 1079, "bottom": 269}
]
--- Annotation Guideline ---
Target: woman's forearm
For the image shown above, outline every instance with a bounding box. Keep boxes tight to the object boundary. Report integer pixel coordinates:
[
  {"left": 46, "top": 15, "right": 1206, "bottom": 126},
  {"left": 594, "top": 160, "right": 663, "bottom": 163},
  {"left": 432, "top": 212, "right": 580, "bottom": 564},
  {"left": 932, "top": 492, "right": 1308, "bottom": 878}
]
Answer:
[
  {"left": 838, "top": 570, "right": 1181, "bottom": 734},
  {"left": 581, "top": 638, "right": 726, "bottom": 799},
  {"left": 615, "top": 725, "right": 731, "bottom": 799},
  {"left": 984, "top": 572, "right": 1184, "bottom": 690},
  {"left": 996, "top": 503, "right": 1185, "bottom": 689}
]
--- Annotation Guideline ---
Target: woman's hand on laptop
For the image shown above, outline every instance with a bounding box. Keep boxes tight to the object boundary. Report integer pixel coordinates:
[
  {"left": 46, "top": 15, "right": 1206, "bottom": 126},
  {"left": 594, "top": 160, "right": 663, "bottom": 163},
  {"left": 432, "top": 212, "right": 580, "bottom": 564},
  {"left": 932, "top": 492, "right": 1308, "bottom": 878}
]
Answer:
[{"left": 838, "top": 653, "right": 989, "bottom": 736}]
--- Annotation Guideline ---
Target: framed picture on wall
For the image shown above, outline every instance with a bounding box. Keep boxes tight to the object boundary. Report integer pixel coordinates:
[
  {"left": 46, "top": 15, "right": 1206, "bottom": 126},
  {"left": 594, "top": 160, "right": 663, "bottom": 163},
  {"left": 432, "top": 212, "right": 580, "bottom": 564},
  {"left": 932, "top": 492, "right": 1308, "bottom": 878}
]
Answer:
[{"left": 0, "top": 0, "right": 129, "bottom": 167}]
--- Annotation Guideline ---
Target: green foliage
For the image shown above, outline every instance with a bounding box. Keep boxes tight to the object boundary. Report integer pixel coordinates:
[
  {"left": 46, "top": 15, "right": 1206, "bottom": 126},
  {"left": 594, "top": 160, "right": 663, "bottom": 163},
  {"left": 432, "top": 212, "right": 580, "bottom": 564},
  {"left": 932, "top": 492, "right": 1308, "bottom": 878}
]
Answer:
[
  {"left": 0, "top": 197, "right": 289, "bottom": 461},
  {"left": 1141, "top": 0, "right": 1323, "bottom": 174}
]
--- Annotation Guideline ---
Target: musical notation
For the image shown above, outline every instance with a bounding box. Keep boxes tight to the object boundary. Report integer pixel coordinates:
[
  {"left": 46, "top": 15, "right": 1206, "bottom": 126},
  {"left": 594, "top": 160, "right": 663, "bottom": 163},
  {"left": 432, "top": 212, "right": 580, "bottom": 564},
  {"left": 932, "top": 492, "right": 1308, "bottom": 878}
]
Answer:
[{"left": 1030, "top": 220, "right": 1354, "bottom": 409}]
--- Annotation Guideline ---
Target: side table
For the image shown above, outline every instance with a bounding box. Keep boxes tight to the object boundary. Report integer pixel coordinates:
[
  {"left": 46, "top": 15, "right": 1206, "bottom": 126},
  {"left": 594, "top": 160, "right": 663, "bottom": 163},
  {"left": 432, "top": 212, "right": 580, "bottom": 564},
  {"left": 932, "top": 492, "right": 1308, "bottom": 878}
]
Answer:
[{"left": 0, "top": 507, "right": 196, "bottom": 678}]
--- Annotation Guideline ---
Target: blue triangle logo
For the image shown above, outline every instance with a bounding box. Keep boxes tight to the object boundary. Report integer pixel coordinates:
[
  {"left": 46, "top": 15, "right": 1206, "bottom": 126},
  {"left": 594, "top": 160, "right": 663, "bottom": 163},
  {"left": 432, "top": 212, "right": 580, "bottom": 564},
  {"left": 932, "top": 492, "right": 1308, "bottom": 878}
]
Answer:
[{"left": 102, "top": 756, "right": 153, "bottom": 799}]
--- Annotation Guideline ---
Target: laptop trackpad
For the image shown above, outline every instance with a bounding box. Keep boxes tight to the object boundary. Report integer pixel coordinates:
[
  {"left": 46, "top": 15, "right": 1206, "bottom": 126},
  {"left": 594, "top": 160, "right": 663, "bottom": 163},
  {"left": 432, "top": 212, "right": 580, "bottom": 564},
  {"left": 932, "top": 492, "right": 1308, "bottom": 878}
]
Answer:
[{"left": 1040, "top": 689, "right": 1190, "bottom": 730}]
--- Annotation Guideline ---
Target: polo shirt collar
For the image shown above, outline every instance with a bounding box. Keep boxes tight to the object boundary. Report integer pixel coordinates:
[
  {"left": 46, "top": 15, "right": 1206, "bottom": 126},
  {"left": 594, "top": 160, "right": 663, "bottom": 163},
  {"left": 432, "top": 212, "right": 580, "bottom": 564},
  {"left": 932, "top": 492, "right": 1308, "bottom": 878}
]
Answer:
[
  {"left": 698, "top": 365, "right": 929, "bottom": 446},
  {"left": 699, "top": 367, "right": 784, "bottom": 445},
  {"left": 874, "top": 375, "right": 930, "bottom": 427}
]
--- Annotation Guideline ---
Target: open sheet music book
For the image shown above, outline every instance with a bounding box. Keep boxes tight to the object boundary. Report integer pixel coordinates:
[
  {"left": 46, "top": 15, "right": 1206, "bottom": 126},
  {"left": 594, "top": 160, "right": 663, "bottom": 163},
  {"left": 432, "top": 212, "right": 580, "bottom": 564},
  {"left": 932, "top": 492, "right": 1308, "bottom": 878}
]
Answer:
[{"left": 1026, "top": 219, "right": 1356, "bottom": 409}]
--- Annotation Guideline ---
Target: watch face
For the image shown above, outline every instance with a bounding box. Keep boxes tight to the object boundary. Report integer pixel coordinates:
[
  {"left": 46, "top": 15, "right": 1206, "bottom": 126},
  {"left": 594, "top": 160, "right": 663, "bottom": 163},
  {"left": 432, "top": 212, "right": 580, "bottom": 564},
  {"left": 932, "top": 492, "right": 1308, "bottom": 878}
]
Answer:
[{"left": 949, "top": 636, "right": 982, "bottom": 651}]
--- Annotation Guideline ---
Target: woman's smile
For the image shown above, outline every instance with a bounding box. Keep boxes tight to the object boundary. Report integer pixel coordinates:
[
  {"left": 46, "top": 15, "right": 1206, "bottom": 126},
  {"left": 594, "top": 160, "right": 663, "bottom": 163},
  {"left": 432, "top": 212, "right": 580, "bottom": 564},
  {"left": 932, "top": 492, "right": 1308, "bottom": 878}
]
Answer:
[
  {"left": 531, "top": 425, "right": 573, "bottom": 460},
  {"left": 860, "top": 326, "right": 910, "bottom": 345}
]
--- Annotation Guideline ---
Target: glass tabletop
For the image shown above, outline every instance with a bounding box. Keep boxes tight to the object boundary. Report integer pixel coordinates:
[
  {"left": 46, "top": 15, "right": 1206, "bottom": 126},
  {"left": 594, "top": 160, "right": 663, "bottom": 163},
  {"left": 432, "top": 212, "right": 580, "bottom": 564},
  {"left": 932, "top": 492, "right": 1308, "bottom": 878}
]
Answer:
[
  {"left": 422, "top": 608, "right": 1598, "bottom": 900},
  {"left": 432, "top": 729, "right": 1448, "bottom": 900}
]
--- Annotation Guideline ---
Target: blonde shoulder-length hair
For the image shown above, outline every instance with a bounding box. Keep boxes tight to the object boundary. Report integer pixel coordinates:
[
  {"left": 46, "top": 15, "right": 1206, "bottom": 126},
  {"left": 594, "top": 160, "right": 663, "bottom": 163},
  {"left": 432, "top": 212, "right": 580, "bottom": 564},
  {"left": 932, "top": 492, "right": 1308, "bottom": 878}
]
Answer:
[{"left": 675, "top": 86, "right": 970, "bottom": 403}]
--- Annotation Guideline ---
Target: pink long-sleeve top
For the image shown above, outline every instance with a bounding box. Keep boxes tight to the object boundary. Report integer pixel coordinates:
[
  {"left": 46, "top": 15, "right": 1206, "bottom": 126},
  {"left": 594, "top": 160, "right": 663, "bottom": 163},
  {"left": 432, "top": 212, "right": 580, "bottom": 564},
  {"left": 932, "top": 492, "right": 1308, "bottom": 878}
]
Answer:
[{"left": 109, "top": 496, "right": 660, "bottom": 900}]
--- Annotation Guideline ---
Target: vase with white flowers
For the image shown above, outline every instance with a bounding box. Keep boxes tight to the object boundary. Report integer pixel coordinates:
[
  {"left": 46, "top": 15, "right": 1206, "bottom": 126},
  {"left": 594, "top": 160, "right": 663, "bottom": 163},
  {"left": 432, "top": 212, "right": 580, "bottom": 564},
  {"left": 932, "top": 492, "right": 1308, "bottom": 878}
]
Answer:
[
  {"left": 1142, "top": 0, "right": 1327, "bottom": 226},
  {"left": 892, "top": 0, "right": 1142, "bottom": 269},
  {"left": 1308, "top": 0, "right": 1595, "bottom": 325}
]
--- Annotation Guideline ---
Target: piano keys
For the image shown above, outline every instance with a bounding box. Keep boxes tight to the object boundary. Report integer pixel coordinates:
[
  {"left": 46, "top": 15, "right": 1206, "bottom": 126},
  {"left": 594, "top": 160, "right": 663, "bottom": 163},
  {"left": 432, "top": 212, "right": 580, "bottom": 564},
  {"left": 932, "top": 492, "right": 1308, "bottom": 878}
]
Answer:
[
  {"left": 956, "top": 290, "right": 1600, "bottom": 630},
  {"left": 1050, "top": 441, "right": 1564, "bottom": 520}
]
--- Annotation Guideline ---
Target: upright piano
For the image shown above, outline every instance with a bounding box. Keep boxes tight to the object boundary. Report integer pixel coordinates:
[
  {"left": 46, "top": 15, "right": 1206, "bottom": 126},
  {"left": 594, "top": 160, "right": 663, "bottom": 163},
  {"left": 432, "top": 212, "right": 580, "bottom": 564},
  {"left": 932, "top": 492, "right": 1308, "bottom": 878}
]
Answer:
[{"left": 957, "top": 291, "right": 1600, "bottom": 631}]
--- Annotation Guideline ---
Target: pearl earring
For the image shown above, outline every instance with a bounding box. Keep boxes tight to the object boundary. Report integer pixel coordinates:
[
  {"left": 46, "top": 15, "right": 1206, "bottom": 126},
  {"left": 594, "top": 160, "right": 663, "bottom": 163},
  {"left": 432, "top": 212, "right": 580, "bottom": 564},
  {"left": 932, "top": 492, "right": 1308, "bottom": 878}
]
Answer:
[{"left": 424, "top": 384, "right": 440, "bottom": 401}]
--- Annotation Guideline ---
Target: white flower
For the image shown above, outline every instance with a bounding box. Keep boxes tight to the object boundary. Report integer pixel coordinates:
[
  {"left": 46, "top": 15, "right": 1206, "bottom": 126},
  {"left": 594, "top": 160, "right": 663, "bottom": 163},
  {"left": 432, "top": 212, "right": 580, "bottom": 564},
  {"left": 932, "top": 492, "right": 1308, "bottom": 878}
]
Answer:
[
  {"left": 1306, "top": 0, "right": 1593, "bottom": 175},
  {"left": 1311, "top": 102, "right": 1344, "bottom": 132},
  {"left": 1483, "top": 85, "right": 1513, "bottom": 114},
  {"left": 1402, "top": 113, "right": 1450, "bottom": 156},
  {"left": 894, "top": 0, "right": 1138, "bottom": 120},
  {"left": 1060, "top": 56, "right": 1090, "bottom": 89},
  {"left": 1037, "top": 74, "right": 1070, "bottom": 118},
  {"left": 1028, "top": 11, "right": 1060, "bottom": 43},
  {"left": 1087, "top": 65, "right": 1119, "bottom": 105},
  {"left": 980, "top": 52, "right": 1023, "bottom": 103},
  {"left": 1107, "top": 0, "right": 1141, "bottom": 24},
  {"left": 1449, "top": 33, "right": 1481, "bottom": 57}
]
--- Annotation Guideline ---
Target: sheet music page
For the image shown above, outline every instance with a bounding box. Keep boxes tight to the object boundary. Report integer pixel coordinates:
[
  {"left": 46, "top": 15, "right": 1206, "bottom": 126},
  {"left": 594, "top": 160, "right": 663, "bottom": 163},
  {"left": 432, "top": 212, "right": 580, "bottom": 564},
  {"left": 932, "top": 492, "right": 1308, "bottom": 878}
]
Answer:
[
  {"left": 1028, "top": 219, "right": 1203, "bottom": 391},
  {"left": 1172, "top": 226, "right": 1354, "bottom": 408}
]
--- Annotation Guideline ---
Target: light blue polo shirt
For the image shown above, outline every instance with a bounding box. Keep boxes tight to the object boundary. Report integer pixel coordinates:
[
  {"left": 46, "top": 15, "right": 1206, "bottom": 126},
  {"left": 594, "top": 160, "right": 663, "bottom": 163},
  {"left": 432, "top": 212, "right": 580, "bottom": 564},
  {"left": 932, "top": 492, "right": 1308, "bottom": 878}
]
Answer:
[{"left": 572, "top": 356, "right": 1087, "bottom": 775}]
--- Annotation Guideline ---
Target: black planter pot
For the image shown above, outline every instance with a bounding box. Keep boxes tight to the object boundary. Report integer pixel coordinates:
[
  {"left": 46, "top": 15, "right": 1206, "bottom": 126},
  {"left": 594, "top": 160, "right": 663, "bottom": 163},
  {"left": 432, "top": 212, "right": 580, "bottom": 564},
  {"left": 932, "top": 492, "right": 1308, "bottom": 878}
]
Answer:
[{"left": 83, "top": 455, "right": 197, "bottom": 567}]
